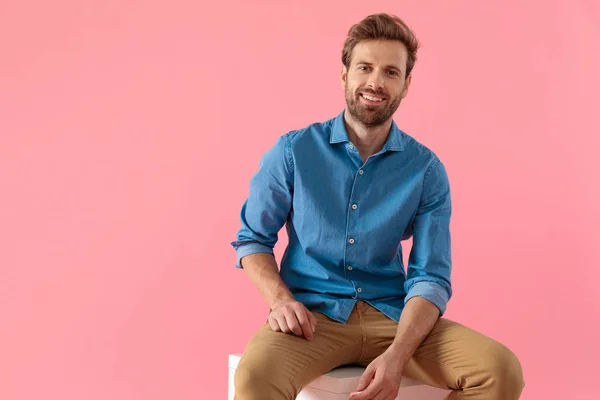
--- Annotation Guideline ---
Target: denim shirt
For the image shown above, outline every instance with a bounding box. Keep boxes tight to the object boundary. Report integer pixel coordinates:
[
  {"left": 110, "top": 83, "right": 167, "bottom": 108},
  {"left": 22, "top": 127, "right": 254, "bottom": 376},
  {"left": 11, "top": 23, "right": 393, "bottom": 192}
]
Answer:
[{"left": 231, "top": 110, "right": 452, "bottom": 323}]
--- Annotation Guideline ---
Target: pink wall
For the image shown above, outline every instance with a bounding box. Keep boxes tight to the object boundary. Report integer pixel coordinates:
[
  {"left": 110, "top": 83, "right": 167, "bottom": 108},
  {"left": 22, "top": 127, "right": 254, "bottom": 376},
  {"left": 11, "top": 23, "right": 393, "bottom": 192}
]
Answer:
[{"left": 1, "top": 1, "right": 599, "bottom": 399}]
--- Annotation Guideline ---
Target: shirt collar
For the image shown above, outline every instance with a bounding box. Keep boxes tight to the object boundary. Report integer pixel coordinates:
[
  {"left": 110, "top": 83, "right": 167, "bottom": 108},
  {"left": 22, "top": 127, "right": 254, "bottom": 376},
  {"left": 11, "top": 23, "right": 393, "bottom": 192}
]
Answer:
[{"left": 329, "top": 110, "right": 405, "bottom": 151}]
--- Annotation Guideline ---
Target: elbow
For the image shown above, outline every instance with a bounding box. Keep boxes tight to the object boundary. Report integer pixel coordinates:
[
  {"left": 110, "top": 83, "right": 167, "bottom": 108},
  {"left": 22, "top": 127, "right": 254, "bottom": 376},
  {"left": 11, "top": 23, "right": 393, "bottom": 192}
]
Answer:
[{"left": 404, "top": 279, "right": 452, "bottom": 316}]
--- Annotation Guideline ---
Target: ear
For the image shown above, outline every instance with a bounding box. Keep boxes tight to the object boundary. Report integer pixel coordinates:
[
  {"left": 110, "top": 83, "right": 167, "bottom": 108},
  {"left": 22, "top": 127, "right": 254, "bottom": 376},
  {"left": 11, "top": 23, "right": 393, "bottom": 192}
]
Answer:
[
  {"left": 341, "top": 65, "right": 348, "bottom": 89},
  {"left": 401, "top": 74, "right": 412, "bottom": 99}
]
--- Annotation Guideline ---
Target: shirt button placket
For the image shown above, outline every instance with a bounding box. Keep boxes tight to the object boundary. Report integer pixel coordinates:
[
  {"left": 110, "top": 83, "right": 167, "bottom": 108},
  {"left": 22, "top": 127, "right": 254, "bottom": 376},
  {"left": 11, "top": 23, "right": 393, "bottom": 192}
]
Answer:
[{"left": 348, "top": 166, "right": 365, "bottom": 296}]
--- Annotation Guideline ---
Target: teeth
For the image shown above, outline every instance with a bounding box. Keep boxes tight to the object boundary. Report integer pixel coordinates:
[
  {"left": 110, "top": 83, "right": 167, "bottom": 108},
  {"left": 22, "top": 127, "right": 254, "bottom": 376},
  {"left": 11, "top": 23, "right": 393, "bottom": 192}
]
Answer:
[{"left": 362, "top": 94, "right": 383, "bottom": 102}]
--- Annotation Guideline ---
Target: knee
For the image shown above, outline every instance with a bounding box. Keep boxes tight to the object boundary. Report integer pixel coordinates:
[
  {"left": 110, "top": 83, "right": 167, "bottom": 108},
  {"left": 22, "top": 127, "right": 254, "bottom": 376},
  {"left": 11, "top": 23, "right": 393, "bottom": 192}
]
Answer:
[
  {"left": 485, "top": 342, "right": 525, "bottom": 398},
  {"left": 234, "top": 356, "right": 293, "bottom": 400}
]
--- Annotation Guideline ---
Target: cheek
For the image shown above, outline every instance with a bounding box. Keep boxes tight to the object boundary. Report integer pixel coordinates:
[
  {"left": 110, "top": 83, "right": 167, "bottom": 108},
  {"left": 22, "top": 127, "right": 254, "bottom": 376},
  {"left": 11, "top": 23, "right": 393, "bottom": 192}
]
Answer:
[
  {"left": 345, "top": 82, "right": 357, "bottom": 95},
  {"left": 347, "top": 76, "right": 366, "bottom": 90},
  {"left": 393, "top": 82, "right": 406, "bottom": 97}
]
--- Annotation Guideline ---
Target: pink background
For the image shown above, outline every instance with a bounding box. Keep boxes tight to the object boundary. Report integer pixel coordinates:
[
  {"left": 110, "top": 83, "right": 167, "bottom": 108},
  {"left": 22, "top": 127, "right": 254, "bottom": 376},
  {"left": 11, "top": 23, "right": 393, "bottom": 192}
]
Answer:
[{"left": 1, "top": 1, "right": 599, "bottom": 399}]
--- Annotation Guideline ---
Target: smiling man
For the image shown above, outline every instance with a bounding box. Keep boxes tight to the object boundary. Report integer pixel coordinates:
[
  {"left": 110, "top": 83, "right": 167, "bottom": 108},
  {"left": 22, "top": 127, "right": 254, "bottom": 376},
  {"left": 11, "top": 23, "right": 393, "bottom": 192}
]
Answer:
[{"left": 231, "top": 13, "right": 524, "bottom": 400}]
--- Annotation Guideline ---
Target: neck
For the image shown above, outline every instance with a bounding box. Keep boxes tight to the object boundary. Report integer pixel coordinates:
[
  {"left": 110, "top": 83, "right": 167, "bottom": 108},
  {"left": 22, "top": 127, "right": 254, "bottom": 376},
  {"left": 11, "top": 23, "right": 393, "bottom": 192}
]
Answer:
[{"left": 343, "top": 108, "right": 393, "bottom": 161}]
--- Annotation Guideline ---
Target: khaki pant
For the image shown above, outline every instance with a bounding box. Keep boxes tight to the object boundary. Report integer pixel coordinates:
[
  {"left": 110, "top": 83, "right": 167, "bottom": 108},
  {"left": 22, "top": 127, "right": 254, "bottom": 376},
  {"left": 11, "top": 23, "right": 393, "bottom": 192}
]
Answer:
[{"left": 234, "top": 301, "right": 524, "bottom": 399}]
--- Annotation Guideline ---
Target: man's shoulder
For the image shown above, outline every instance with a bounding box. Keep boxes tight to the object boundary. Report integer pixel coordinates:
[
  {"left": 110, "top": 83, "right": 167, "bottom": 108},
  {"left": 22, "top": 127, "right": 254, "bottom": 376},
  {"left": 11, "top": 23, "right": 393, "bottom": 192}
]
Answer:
[
  {"left": 280, "top": 115, "right": 337, "bottom": 146},
  {"left": 399, "top": 130, "right": 442, "bottom": 163}
]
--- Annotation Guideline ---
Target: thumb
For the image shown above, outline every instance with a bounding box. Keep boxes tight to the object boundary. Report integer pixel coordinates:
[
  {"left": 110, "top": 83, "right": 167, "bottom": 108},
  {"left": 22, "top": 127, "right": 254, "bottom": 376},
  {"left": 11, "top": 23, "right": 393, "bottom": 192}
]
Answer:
[{"left": 357, "top": 364, "right": 375, "bottom": 391}]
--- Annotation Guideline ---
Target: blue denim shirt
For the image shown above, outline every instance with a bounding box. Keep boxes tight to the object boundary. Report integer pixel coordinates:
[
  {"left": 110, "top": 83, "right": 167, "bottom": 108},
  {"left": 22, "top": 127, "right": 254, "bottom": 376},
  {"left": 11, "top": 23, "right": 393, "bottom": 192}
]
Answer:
[{"left": 231, "top": 110, "right": 452, "bottom": 323}]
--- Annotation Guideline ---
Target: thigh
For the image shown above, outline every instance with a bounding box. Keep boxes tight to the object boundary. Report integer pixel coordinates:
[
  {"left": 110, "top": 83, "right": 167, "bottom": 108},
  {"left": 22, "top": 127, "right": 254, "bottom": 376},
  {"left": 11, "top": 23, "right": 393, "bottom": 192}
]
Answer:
[
  {"left": 404, "top": 318, "right": 524, "bottom": 398},
  {"left": 234, "top": 311, "right": 363, "bottom": 399},
  {"left": 352, "top": 303, "right": 523, "bottom": 399}
]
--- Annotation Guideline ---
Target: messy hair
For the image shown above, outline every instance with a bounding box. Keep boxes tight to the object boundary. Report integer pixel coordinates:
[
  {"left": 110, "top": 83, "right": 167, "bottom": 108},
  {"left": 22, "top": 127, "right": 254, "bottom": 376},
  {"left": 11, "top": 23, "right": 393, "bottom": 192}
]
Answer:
[{"left": 342, "top": 13, "right": 420, "bottom": 78}]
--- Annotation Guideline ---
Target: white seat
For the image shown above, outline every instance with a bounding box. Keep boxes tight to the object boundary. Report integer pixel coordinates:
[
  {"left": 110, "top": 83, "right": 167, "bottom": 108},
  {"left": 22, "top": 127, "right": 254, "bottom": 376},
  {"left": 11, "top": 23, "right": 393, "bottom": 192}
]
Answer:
[{"left": 228, "top": 353, "right": 450, "bottom": 400}]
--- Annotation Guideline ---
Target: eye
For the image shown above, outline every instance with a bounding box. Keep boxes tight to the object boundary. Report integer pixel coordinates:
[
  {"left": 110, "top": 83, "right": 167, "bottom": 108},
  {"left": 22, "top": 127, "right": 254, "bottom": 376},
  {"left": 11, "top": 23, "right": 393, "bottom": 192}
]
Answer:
[
  {"left": 387, "top": 70, "right": 399, "bottom": 76},
  {"left": 358, "top": 65, "right": 370, "bottom": 71}
]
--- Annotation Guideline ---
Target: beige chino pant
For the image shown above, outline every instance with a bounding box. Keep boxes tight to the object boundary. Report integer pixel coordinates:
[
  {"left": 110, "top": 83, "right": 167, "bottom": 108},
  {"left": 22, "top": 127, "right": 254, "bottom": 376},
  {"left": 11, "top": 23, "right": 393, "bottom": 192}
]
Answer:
[{"left": 234, "top": 301, "right": 524, "bottom": 399}]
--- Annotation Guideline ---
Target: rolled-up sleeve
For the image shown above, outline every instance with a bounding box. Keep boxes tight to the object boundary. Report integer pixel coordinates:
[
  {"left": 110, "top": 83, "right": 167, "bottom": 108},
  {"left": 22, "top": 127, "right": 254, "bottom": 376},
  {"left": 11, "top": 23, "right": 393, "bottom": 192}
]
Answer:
[
  {"left": 404, "top": 158, "right": 453, "bottom": 315},
  {"left": 231, "top": 134, "right": 294, "bottom": 268}
]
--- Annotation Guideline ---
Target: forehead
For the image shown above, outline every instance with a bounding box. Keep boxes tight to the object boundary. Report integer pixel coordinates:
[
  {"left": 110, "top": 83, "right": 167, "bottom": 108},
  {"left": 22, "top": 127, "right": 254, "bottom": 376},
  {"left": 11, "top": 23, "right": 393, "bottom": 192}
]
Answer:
[{"left": 351, "top": 40, "right": 408, "bottom": 69}]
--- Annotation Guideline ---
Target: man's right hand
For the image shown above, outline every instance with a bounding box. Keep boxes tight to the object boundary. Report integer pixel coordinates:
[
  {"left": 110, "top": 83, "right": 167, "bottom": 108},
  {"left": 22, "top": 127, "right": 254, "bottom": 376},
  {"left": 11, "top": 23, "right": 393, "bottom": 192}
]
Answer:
[{"left": 268, "top": 300, "right": 318, "bottom": 340}]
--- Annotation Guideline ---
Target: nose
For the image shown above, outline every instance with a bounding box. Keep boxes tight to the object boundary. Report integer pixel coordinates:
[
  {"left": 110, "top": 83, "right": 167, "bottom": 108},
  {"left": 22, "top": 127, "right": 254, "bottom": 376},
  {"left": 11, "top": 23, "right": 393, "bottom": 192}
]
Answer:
[{"left": 366, "top": 70, "right": 385, "bottom": 91}]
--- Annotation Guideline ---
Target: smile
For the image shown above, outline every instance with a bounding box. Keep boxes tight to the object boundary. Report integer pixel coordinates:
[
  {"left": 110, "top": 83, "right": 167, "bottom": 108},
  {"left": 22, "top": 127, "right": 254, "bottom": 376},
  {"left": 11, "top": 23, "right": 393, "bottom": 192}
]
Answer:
[{"left": 360, "top": 93, "right": 385, "bottom": 104}]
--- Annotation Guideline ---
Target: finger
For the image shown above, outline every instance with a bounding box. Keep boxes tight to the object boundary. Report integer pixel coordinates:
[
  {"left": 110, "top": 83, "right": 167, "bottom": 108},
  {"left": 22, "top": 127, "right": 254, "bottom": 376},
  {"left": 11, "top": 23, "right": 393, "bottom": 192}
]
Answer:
[
  {"left": 353, "top": 365, "right": 381, "bottom": 399},
  {"left": 351, "top": 386, "right": 382, "bottom": 400},
  {"left": 356, "top": 364, "right": 376, "bottom": 392},
  {"left": 384, "top": 383, "right": 401, "bottom": 400},
  {"left": 284, "top": 310, "right": 303, "bottom": 336},
  {"left": 295, "top": 308, "right": 313, "bottom": 340},
  {"left": 268, "top": 315, "right": 281, "bottom": 332},
  {"left": 383, "top": 390, "right": 398, "bottom": 400},
  {"left": 371, "top": 386, "right": 392, "bottom": 400},
  {"left": 370, "top": 388, "right": 389, "bottom": 400},
  {"left": 352, "top": 376, "right": 383, "bottom": 400},
  {"left": 277, "top": 314, "right": 291, "bottom": 333}
]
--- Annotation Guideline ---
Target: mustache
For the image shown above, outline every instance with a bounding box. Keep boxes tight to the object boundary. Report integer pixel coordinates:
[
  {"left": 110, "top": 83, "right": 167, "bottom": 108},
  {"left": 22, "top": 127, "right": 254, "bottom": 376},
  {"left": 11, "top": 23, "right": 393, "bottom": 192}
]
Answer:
[{"left": 358, "top": 88, "right": 387, "bottom": 97}]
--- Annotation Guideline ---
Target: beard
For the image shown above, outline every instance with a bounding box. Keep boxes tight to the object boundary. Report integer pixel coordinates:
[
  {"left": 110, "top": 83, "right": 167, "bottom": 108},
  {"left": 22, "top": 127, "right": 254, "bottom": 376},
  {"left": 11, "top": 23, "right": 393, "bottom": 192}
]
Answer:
[{"left": 345, "top": 86, "right": 401, "bottom": 127}]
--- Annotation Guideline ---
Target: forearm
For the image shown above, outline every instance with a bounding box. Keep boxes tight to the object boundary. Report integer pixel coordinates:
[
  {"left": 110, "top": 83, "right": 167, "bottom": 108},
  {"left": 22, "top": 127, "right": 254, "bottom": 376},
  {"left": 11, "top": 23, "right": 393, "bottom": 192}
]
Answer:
[
  {"left": 240, "top": 253, "right": 294, "bottom": 309},
  {"left": 388, "top": 296, "right": 440, "bottom": 368}
]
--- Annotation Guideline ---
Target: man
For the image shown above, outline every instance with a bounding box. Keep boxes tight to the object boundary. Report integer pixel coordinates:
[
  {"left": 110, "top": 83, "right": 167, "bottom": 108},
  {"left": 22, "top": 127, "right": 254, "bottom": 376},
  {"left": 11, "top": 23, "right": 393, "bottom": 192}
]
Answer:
[{"left": 231, "top": 13, "right": 524, "bottom": 400}]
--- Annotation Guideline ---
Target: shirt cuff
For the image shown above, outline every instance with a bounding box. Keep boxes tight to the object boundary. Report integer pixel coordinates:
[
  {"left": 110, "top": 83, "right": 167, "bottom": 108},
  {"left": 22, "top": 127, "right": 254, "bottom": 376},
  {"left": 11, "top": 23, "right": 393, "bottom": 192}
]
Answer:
[
  {"left": 404, "top": 281, "right": 450, "bottom": 315},
  {"left": 233, "top": 241, "right": 274, "bottom": 269}
]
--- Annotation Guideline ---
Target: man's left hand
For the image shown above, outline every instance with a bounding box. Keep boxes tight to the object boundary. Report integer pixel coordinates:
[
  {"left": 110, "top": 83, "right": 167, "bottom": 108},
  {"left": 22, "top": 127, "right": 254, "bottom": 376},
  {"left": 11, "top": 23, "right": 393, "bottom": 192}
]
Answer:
[{"left": 350, "top": 349, "right": 404, "bottom": 400}]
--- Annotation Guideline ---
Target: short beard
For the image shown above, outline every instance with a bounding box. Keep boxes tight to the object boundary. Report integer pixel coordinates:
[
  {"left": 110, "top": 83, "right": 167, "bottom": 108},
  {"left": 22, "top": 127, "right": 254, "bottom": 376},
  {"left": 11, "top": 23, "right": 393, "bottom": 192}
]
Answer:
[{"left": 345, "top": 88, "right": 401, "bottom": 127}]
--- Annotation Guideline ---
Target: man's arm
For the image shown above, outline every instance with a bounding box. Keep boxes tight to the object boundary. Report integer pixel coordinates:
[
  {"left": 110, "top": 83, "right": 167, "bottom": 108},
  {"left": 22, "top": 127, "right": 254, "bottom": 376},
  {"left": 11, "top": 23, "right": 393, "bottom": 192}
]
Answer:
[
  {"left": 391, "top": 157, "right": 453, "bottom": 361},
  {"left": 403, "top": 158, "right": 453, "bottom": 316},
  {"left": 231, "top": 135, "right": 317, "bottom": 339}
]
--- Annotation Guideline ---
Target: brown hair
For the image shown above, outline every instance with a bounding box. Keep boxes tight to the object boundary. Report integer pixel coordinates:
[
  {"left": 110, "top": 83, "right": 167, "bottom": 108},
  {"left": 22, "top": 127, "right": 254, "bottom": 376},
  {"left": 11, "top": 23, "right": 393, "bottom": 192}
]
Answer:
[{"left": 342, "top": 13, "right": 420, "bottom": 78}]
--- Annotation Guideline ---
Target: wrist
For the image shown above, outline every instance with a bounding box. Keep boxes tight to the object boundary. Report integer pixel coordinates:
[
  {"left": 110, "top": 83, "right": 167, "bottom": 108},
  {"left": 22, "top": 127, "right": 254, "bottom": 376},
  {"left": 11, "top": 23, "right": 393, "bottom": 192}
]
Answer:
[
  {"left": 387, "top": 342, "right": 411, "bottom": 368},
  {"left": 268, "top": 292, "right": 295, "bottom": 310}
]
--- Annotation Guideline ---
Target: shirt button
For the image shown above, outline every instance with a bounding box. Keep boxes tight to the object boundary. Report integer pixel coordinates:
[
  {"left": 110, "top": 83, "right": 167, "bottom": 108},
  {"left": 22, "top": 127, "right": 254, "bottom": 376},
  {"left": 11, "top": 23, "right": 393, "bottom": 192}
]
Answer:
[
  {"left": 358, "top": 169, "right": 364, "bottom": 175},
  {"left": 351, "top": 204, "right": 358, "bottom": 210},
  {"left": 357, "top": 287, "right": 362, "bottom": 293},
  {"left": 349, "top": 144, "right": 354, "bottom": 150},
  {"left": 348, "top": 238, "right": 355, "bottom": 244},
  {"left": 347, "top": 266, "right": 353, "bottom": 271}
]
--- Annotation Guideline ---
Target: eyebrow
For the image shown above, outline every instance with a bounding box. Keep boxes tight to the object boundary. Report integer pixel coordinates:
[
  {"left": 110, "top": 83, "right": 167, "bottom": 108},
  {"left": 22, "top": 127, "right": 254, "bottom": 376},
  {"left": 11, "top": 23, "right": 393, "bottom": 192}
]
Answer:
[{"left": 355, "top": 61, "right": 402, "bottom": 73}]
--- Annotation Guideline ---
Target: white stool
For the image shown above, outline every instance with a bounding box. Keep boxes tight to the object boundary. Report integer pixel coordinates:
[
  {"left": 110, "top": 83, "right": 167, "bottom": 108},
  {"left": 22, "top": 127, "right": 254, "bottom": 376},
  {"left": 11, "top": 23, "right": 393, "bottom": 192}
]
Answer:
[{"left": 228, "top": 353, "right": 450, "bottom": 400}]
